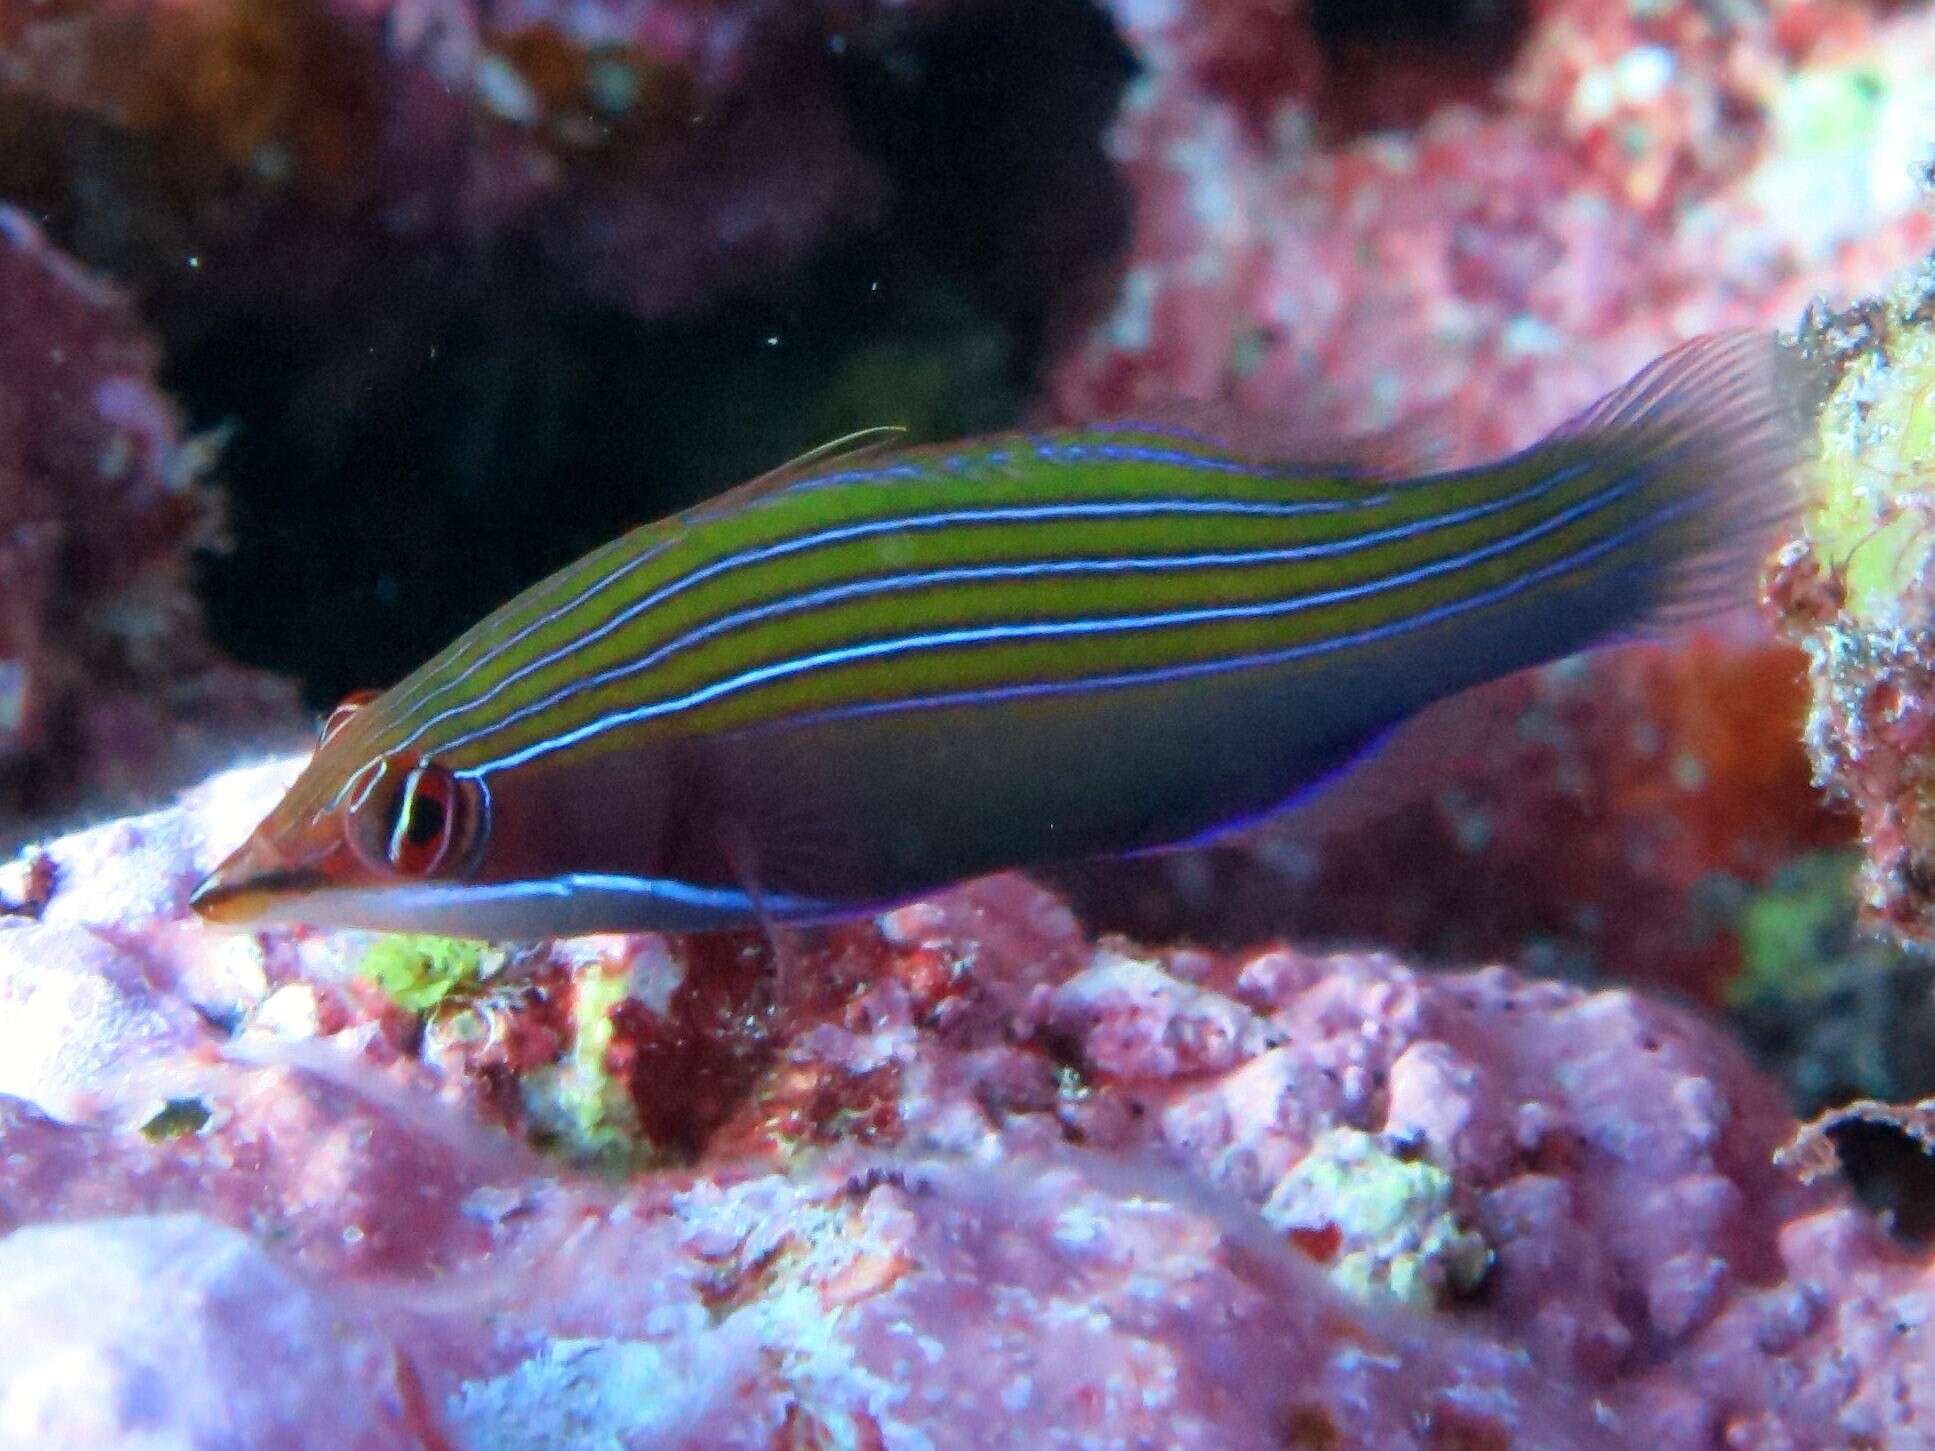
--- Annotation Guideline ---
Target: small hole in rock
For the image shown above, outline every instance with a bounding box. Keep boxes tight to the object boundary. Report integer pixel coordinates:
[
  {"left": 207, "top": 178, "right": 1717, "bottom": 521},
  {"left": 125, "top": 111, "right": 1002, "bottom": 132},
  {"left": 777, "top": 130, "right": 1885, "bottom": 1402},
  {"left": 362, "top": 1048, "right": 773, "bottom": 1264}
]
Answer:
[
  {"left": 1830, "top": 1117, "right": 1935, "bottom": 1246},
  {"left": 1309, "top": 0, "right": 1530, "bottom": 138}
]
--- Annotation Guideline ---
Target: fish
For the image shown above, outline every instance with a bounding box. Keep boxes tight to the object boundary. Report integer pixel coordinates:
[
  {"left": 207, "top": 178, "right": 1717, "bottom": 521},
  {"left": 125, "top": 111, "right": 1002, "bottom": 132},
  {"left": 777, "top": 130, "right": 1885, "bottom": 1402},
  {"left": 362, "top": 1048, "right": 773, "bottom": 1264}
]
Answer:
[{"left": 191, "top": 329, "right": 1808, "bottom": 941}]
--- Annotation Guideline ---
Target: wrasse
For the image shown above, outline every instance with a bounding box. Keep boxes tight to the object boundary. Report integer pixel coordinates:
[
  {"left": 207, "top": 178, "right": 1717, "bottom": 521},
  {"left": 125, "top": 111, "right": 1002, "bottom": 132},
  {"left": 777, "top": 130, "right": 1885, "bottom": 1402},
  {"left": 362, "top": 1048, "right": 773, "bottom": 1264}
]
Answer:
[{"left": 192, "top": 330, "right": 1806, "bottom": 940}]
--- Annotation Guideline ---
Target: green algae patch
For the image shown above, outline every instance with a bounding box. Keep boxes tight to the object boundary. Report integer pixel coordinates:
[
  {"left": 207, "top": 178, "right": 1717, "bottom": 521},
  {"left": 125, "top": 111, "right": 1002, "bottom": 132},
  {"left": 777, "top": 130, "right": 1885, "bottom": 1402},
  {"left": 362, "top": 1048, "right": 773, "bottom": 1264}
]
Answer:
[
  {"left": 1263, "top": 1127, "right": 1491, "bottom": 1310},
  {"left": 140, "top": 1097, "right": 211, "bottom": 1141},
  {"left": 1730, "top": 848, "right": 1869, "bottom": 1009},
  {"left": 519, "top": 955, "right": 649, "bottom": 1171},
  {"left": 360, "top": 935, "right": 496, "bottom": 1014},
  {"left": 1750, "top": 51, "right": 1935, "bottom": 265},
  {"left": 1722, "top": 846, "right": 1935, "bottom": 1115},
  {"left": 1807, "top": 309, "right": 1935, "bottom": 625}
]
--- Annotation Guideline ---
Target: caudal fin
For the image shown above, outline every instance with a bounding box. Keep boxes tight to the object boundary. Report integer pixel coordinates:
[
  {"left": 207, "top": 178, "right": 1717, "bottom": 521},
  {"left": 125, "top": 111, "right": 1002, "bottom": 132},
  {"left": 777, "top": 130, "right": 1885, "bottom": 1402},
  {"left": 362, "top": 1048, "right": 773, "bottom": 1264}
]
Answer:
[{"left": 1549, "top": 327, "right": 1815, "bottom": 631}]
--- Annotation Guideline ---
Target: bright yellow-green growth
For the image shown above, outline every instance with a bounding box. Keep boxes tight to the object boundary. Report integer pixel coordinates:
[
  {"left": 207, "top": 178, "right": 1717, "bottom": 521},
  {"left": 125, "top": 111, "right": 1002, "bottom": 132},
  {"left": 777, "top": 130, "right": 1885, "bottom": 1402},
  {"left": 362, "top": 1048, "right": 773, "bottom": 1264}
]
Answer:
[
  {"left": 519, "top": 955, "right": 648, "bottom": 1170},
  {"left": 359, "top": 934, "right": 495, "bottom": 1013},
  {"left": 1775, "top": 262, "right": 1935, "bottom": 940},
  {"left": 1263, "top": 1127, "right": 1492, "bottom": 1310},
  {"left": 1806, "top": 275, "right": 1935, "bottom": 625}
]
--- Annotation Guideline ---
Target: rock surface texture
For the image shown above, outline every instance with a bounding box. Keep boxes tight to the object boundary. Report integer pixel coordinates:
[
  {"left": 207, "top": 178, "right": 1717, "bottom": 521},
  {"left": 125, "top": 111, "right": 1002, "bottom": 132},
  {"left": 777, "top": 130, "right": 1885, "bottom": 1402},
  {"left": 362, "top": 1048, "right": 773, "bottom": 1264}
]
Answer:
[
  {"left": 0, "top": 208, "right": 298, "bottom": 836},
  {"left": 0, "top": 759, "right": 1926, "bottom": 1449},
  {"left": 5, "top": 0, "right": 1935, "bottom": 1445}
]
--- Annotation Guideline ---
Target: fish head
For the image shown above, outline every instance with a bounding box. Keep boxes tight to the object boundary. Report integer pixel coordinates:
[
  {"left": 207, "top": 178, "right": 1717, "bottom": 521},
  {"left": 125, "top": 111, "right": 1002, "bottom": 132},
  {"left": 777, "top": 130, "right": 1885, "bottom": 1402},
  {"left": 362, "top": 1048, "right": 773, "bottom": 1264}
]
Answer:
[{"left": 191, "top": 691, "right": 491, "bottom": 934}]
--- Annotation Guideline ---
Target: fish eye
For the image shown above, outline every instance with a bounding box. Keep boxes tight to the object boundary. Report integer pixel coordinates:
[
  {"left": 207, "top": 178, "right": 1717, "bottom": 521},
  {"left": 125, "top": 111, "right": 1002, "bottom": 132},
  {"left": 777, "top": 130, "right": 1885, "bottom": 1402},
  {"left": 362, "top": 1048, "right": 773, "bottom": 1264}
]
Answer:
[
  {"left": 320, "top": 689, "right": 381, "bottom": 747},
  {"left": 341, "top": 756, "right": 486, "bottom": 880},
  {"left": 385, "top": 763, "right": 480, "bottom": 878}
]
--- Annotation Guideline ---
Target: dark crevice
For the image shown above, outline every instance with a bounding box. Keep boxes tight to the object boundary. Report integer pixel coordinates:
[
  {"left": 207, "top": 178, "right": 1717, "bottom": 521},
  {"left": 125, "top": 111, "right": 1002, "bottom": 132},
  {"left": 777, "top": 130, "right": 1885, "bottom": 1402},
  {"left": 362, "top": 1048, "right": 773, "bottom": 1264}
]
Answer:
[
  {"left": 1829, "top": 1118, "right": 1935, "bottom": 1247},
  {"left": 1309, "top": 0, "right": 1531, "bottom": 138},
  {"left": 1310, "top": 0, "right": 1525, "bottom": 49},
  {"left": 2, "top": 0, "right": 1134, "bottom": 706},
  {"left": 837, "top": 0, "right": 1137, "bottom": 353},
  {"left": 179, "top": 237, "right": 1041, "bottom": 704}
]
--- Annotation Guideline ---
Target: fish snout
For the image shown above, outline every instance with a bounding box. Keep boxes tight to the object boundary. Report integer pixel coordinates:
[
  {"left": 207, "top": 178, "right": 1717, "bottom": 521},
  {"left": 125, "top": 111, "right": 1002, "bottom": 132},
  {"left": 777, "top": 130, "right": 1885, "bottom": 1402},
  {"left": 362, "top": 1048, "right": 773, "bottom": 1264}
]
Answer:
[{"left": 189, "top": 835, "right": 323, "bottom": 926}]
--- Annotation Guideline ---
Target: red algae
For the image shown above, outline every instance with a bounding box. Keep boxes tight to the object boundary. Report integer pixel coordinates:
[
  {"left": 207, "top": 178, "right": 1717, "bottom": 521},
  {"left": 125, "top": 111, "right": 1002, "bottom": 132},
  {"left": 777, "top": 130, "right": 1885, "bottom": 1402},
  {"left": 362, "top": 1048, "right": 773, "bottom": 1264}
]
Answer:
[
  {"left": 1062, "top": 636, "right": 1851, "bottom": 1006},
  {"left": 5, "top": 758, "right": 1934, "bottom": 1445},
  {"left": 609, "top": 933, "right": 778, "bottom": 1160},
  {"left": 1037, "top": 0, "right": 1934, "bottom": 1014},
  {"left": 12, "top": 0, "right": 1935, "bottom": 1443},
  {"left": 0, "top": 207, "right": 299, "bottom": 835}
]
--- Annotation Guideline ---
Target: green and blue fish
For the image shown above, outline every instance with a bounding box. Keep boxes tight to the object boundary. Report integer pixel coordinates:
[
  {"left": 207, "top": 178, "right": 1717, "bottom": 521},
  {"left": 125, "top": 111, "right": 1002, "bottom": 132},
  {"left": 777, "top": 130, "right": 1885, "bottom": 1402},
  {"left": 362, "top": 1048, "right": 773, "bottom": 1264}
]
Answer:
[{"left": 192, "top": 330, "right": 1807, "bottom": 939}]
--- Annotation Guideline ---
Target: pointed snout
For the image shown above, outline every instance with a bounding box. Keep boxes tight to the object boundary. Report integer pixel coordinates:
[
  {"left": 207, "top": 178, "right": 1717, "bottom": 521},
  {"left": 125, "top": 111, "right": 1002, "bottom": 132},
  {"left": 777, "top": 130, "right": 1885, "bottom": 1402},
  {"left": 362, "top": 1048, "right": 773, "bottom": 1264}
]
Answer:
[{"left": 189, "top": 835, "right": 323, "bottom": 926}]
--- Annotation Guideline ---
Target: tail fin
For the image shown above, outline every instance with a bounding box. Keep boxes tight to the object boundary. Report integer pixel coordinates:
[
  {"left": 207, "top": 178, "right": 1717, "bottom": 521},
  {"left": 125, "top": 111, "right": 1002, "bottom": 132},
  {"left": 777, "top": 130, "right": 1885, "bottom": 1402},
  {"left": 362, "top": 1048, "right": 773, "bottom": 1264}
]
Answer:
[
  {"left": 1280, "top": 332, "right": 1815, "bottom": 839},
  {"left": 1548, "top": 327, "right": 1815, "bottom": 632}
]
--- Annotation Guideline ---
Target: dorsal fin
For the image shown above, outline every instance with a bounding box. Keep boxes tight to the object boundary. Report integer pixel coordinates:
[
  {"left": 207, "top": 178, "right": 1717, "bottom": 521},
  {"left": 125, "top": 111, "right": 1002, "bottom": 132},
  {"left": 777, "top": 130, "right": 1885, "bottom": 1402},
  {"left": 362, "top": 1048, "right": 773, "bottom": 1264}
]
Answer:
[
  {"left": 682, "top": 425, "right": 909, "bottom": 522},
  {"left": 1087, "top": 400, "right": 1446, "bottom": 479}
]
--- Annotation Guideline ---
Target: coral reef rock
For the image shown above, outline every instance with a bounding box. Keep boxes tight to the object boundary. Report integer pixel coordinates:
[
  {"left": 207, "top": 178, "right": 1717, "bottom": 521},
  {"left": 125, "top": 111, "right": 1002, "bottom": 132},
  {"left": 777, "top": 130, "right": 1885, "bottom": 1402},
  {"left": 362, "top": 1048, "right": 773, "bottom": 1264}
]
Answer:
[
  {"left": 0, "top": 0, "right": 1136, "bottom": 704},
  {"left": 1056, "top": 0, "right": 1935, "bottom": 454},
  {"left": 1045, "top": 0, "right": 1935, "bottom": 998},
  {"left": 1772, "top": 258, "right": 1935, "bottom": 944},
  {"left": 0, "top": 206, "right": 298, "bottom": 838},
  {"left": 0, "top": 757, "right": 1931, "bottom": 1447}
]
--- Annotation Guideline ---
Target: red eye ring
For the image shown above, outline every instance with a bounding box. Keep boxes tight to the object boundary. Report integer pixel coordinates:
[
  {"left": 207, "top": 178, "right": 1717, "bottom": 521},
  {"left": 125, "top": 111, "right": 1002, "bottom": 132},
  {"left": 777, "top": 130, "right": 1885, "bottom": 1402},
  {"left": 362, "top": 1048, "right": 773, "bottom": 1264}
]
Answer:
[
  {"left": 320, "top": 689, "right": 381, "bottom": 747},
  {"left": 387, "top": 762, "right": 466, "bottom": 878},
  {"left": 339, "top": 756, "right": 488, "bottom": 879}
]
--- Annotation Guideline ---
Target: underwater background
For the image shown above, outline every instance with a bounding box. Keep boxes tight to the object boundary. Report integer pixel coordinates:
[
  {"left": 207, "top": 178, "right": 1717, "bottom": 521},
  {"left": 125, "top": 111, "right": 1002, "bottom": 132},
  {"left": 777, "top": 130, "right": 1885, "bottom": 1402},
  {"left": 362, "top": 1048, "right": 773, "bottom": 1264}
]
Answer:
[{"left": 6, "top": 0, "right": 1935, "bottom": 1445}]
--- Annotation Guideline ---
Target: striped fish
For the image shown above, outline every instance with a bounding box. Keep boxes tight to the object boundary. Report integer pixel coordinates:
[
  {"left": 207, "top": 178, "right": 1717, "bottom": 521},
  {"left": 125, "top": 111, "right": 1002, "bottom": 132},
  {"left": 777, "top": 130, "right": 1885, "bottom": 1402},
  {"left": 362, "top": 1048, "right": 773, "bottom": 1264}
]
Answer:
[{"left": 191, "top": 330, "right": 1806, "bottom": 940}]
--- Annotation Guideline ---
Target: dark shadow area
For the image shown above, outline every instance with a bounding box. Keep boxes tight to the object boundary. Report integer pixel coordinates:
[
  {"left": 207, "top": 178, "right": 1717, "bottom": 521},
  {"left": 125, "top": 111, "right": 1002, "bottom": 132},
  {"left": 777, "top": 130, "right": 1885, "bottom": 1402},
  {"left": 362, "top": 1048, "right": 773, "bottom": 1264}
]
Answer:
[
  {"left": 841, "top": 0, "right": 1136, "bottom": 353},
  {"left": 176, "top": 239, "right": 1035, "bottom": 704},
  {"left": 1, "top": 0, "right": 1134, "bottom": 706},
  {"left": 1830, "top": 1117, "right": 1935, "bottom": 1246},
  {"left": 1309, "top": 0, "right": 1530, "bottom": 137},
  {"left": 1309, "top": 0, "right": 1526, "bottom": 50}
]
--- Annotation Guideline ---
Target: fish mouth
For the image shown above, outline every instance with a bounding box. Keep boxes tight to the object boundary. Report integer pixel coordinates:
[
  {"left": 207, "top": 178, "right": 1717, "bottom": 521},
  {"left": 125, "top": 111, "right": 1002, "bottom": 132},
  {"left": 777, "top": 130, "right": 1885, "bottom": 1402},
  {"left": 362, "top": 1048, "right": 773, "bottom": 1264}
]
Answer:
[{"left": 189, "top": 843, "right": 326, "bottom": 926}]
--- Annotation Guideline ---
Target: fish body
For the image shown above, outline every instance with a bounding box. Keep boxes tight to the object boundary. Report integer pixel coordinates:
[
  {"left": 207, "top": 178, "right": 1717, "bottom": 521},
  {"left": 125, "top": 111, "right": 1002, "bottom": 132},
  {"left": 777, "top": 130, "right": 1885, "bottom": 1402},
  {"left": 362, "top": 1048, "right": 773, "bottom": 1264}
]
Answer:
[{"left": 193, "top": 331, "right": 1805, "bottom": 939}]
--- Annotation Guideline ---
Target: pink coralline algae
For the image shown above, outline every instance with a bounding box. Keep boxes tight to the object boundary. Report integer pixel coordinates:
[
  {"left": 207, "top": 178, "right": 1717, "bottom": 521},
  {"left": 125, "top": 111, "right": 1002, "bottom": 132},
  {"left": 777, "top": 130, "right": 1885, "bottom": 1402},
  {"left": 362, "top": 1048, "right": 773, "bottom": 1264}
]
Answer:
[
  {"left": 0, "top": 1216, "right": 434, "bottom": 1448},
  {"left": 0, "top": 206, "right": 297, "bottom": 836},
  {"left": 1053, "top": 0, "right": 1935, "bottom": 454},
  {"left": 1039, "top": 0, "right": 1935, "bottom": 995},
  {"left": 0, "top": 759, "right": 1932, "bottom": 1448}
]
